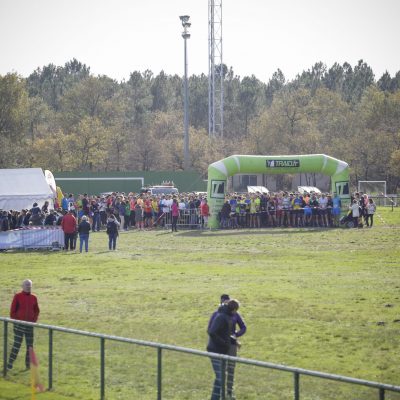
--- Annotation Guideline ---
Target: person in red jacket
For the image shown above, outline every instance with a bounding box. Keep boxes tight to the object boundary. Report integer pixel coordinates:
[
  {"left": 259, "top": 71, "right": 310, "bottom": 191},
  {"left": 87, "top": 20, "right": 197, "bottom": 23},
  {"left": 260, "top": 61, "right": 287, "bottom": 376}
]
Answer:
[
  {"left": 61, "top": 209, "right": 77, "bottom": 250},
  {"left": 200, "top": 198, "right": 210, "bottom": 229},
  {"left": 7, "top": 279, "right": 40, "bottom": 370}
]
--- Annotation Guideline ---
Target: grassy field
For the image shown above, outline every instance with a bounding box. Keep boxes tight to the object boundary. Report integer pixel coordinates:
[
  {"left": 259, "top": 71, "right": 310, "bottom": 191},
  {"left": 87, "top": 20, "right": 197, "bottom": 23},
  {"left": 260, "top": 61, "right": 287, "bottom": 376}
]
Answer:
[{"left": 1, "top": 207, "right": 400, "bottom": 400}]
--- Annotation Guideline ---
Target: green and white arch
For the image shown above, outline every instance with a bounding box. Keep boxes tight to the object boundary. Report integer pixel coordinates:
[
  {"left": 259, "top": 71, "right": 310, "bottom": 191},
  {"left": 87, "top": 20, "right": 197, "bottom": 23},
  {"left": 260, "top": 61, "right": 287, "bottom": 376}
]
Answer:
[{"left": 207, "top": 154, "right": 350, "bottom": 228}]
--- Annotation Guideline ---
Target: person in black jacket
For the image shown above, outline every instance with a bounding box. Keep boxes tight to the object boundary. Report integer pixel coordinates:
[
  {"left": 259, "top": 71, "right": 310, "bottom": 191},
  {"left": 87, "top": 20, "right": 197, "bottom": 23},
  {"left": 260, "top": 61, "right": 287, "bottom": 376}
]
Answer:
[
  {"left": 207, "top": 299, "right": 239, "bottom": 400},
  {"left": 106, "top": 214, "right": 119, "bottom": 250},
  {"left": 78, "top": 215, "right": 91, "bottom": 253}
]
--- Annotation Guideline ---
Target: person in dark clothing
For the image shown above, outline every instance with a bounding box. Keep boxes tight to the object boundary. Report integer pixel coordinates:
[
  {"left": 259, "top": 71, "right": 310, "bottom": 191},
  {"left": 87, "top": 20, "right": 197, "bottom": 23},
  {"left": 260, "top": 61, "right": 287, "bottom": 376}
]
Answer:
[
  {"left": 207, "top": 299, "right": 240, "bottom": 400},
  {"left": 208, "top": 295, "right": 246, "bottom": 399},
  {"left": 220, "top": 201, "right": 231, "bottom": 228},
  {"left": 78, "top": 215, "right": 91, "bottom": 253},
  {"left": 23, "top": 211, "right": 31, "bottom": 226},
  {"left": 90, "top": 199, "right": 101, "bottom": 232},
  {"left": 106, "top": 214, "right": 119, "bottom": 250},
  {"left": 1, "top": 211, "right": 10, "bottom": 231},
  {"left": 82, "top": 194, "right": 90, "bottom": 216},
  {"left": 41, "top": 201, "right": 49, "bottom": 214},
  {"left": 61, "top": 210, "right": 77, "bottom": 250},
  {"left": 44, "top": 210, "right": 57, "bottom": 226},
  {"left": 7, "top": 279, "right": 40, "bottom": 371}
]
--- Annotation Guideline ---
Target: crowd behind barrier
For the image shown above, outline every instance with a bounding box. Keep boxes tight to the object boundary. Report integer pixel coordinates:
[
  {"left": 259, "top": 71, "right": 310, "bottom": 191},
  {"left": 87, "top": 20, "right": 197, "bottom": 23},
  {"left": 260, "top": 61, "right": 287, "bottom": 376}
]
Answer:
[{"left": 0, "top": 189, "right": 387, "bottom": 235}]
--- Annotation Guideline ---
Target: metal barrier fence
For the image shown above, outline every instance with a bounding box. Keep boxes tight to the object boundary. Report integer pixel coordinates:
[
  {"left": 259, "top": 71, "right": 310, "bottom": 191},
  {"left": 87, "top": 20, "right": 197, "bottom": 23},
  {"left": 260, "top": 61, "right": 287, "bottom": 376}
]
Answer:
[
  {"left": 162, "top": 209, "right": 203, "bottom": 229},
  {"left": 2, "top": 318, "right": 400, "bottom": 400},
  {"left": 0, "top": 227, "right": 64, "bottom": 251}
]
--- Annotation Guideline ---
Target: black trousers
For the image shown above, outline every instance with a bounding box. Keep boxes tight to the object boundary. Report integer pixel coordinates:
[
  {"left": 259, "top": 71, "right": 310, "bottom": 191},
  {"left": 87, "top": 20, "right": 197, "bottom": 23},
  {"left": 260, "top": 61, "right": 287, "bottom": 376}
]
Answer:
[
  {"left": 172, "top": 216, "right": 178, "bottom": 232},
  {"left": 64, "top": 233, "right": 75, "bottom": 250},
  {"left": 9, "top": 324, "right": 34, "bottom": 368}
]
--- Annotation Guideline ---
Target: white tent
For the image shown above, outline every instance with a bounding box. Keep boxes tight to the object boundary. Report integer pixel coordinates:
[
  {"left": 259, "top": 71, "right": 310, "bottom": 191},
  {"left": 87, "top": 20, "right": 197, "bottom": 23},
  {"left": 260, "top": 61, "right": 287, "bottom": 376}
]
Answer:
[{"left": 0, "top": 168, "right": 54, "bottom": 211}]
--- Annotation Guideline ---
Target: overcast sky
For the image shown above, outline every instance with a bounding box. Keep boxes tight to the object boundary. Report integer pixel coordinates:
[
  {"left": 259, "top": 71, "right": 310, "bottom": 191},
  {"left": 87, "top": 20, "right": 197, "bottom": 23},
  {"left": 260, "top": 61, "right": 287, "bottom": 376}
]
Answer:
[{"left": 1, "top": 0, "right": 399, "bottom": 83}]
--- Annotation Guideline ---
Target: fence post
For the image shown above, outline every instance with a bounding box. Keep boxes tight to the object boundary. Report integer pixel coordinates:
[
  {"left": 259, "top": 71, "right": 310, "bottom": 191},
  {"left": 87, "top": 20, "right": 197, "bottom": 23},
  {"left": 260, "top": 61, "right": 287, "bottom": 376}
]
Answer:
[
  {"left": 221, "top": 359, "right": 226, "bottom": 400},
  {"left": 100, "top": 338, "right": 105, "bottom": 400},
  {"left": 48, "top": 329, "right": 53, "bottom": 390},
  {"left": 157, "top": 347, "right": 162, "bottom": 400},
  {"left": 379, "top": 388, "right": 385, "bottom": 400},
  {"left": 294, "top": 372, "right": 300, "bottom": 400},
  {"left": 3, "top": 320, "right": 8, "bottom": 377}
]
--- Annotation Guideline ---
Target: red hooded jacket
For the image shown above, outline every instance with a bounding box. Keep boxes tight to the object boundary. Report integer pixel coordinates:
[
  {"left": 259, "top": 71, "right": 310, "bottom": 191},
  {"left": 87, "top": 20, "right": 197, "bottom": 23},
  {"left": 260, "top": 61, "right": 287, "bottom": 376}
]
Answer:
[
  {"left": 61, "top": 213, "right": 77, "bottom": 234},
  {"left": 10, "top": 291, "right": 40, "bottom": 322}
]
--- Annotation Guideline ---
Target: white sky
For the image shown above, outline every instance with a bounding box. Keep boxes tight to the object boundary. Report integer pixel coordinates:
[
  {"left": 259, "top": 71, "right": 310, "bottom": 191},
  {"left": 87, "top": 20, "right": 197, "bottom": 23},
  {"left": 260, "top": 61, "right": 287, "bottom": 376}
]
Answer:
[{"left": 1, "top": 0, "right": 399, "bottom": 83}]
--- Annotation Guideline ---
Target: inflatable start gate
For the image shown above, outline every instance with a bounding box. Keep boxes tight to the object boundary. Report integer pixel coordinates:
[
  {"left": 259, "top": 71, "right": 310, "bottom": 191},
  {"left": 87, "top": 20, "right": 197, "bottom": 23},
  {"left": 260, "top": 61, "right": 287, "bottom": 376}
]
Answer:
[{"left": 207, "top": 154, "right": 350, "bottom": 229}]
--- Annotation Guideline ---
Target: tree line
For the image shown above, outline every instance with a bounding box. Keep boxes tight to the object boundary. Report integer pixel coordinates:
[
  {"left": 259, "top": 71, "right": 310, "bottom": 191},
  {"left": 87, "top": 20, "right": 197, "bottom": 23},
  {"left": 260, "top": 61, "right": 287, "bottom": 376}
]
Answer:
[{"left": 0, "top": 58, "right": 399, "bottom": 192}]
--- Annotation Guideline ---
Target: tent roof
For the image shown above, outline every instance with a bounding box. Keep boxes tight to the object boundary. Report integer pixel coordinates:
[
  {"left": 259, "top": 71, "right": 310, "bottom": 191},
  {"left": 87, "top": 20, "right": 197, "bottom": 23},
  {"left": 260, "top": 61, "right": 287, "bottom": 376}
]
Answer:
[{"left": 0, "top": 168, "right": 54, "bottom": 211}]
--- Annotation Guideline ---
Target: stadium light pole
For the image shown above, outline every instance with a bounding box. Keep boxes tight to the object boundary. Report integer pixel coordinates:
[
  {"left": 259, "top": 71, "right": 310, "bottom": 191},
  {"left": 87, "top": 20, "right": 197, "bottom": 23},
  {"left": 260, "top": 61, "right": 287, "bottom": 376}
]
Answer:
[{"left": 180, "top": 15, "right": 191, "bottom": 170}]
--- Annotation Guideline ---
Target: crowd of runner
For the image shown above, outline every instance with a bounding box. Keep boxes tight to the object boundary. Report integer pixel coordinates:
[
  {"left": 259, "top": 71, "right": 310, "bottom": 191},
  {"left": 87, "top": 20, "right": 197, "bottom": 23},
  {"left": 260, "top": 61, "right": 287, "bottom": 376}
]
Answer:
[{"left": 0, "top": 190, "right": 377, "bottom": 231}]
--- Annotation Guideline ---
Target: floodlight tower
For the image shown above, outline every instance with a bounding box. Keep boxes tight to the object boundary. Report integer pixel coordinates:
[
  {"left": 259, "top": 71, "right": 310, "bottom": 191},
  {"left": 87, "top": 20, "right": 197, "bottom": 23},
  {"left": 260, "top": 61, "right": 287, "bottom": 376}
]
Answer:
[
  {"left": 180, "top": 15, "right": 191, "bottom": 170},
  {"left": 208, "top": 0, "right": 223, "bottom": 137}
]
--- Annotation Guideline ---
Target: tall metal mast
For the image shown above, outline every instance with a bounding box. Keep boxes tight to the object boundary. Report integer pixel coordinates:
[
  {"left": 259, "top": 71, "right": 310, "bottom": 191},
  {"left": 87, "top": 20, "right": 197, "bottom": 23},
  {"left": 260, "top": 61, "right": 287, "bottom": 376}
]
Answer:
[{"left": 208, "top": 0, "right": 223, "bottom": 137}]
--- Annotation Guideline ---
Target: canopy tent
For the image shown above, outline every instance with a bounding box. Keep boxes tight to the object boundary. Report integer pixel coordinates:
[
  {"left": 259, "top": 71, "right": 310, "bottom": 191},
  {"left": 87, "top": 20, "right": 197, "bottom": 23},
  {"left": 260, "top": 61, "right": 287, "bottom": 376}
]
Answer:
[{"left": 0, "top": 168, "right": 54, "bottom": 211}]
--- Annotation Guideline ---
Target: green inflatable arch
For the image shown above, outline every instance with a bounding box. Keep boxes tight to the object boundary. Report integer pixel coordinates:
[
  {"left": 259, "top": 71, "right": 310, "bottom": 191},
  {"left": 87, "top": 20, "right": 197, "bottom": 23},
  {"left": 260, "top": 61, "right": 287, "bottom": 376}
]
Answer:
[{"left": 207, "top": 154, "right": 350, "bottom": 228}]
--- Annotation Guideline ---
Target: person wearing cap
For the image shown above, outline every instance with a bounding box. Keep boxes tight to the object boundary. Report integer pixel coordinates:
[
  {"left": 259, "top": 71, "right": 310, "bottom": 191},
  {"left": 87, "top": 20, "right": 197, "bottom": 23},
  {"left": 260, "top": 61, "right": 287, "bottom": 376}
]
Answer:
[
  {"left": 7, "top": 279, "right": 40, "bottom": 370},
  {"left": 208, "top": 295, "right": 247, "bottom": 400},
  {"left": 207, "top": 299, "right": 240, "bottom": 400}
]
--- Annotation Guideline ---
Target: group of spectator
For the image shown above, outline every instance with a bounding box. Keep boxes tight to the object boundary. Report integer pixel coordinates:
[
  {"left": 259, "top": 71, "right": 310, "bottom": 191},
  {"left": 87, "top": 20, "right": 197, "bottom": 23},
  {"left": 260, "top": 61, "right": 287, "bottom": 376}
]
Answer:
[
  {"left": 0, "top": 201, "right": 57, "bottom": 231},
  {"left": 57, "top": 191, "right": 210, "bottom": 231},
  {"left": 220, "top": 191, "right": 344, "bottom": 229},
  {"left": 348, "top": 192, "right": 377, "bottom": 228},
  {"left": 0, "top": 190, "right": 378, "bottom": 235}
]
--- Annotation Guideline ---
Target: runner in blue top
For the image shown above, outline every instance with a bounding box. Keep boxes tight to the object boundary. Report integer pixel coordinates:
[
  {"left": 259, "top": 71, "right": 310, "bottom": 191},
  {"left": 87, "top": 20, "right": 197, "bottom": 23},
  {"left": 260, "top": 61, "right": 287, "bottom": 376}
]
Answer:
[{"left": 332, "top": 192, "right": 342, "bottom": 227}]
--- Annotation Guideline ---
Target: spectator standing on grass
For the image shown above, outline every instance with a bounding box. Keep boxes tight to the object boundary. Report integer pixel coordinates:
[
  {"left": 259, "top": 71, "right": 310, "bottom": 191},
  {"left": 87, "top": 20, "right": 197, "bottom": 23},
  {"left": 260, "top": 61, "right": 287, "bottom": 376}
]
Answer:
[
  {"left": 7, "top": 279, "right": 40, "bottom": 371},
  {"left": 61, "top": 209, "right": 77, "bottom": 250},
  {"left": 135, "top": 201, "right": 144, "bottom": 230},
  {"left": 318, "top": 193, "right": 329, "bottom": 227},
  {"left": 366, "top": 198, "right": 376, "bottom": 227},
  {"left": 99, "top": 196, "right": 107, "bottom": 227},
  {"left": 106, "top": 214, "right": 119, "bottom": 250},
  {"left": 220, "top": 201, "right": 231, "bottom": 229},
  {"left": 78, "top": 215, "right": 91, "bottom": 253},
  {"left": 332, "top": 192, "right": 342, "bottom": 227},
  {"left": 207, "top": 299, "right": 240, "bottom": 400},
  {"left": 200, "top": 198, "right": 210, "bottom": 229},
  {"left": 208, "top": 295, "right": 246, "bottom": 400},
  {"left": 350, "top": 199, "right": 360, "bottom": 228},
  {"left": 91, "top": 198, "right": 101, "bottom": 232},
  {"left": 124, "top": 200, "right": 131, "bottom": 231},
  {"left": 171, "top": 198, "right": 179, "bottom": 232}
]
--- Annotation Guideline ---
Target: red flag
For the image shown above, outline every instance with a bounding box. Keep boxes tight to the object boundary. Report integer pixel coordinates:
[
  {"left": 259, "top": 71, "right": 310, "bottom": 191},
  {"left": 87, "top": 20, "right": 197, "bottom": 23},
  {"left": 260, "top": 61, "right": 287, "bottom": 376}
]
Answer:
[{"left": 29, "top": 347, "right": 44, "bottom": 395}]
